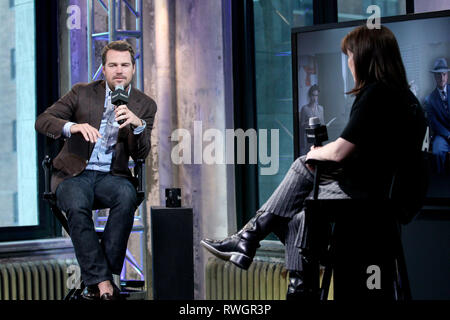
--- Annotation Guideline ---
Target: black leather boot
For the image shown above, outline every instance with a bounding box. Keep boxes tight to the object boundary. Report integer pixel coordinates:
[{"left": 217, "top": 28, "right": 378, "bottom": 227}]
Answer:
[
  {"left": 286, "top": 249, "right": 320, "bottom": 300},
  {"left": 201, "top": 211, "right": 279, "bottom": 270},
  {"left": 286, "top": 270, "right": 320, "bottom": 300}
]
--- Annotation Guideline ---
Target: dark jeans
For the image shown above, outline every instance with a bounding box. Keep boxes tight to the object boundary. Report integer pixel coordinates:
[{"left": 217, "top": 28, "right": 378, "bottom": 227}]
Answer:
[{"left": 56, "top": 170, "right": 138, "bottom": 286}]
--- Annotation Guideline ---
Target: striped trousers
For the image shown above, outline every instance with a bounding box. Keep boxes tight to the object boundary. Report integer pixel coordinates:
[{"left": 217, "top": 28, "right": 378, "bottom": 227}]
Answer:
[{"left": 258, "top": 155, "right": 350, "bottom": 271}]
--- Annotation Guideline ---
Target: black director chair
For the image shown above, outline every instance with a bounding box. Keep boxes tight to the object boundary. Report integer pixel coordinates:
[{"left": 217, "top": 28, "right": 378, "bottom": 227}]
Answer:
[
  {"left": 302, "top": 158, "right": 427, "bottom": 300},
  {"left": 41, "top": 150, "right": 146, "bottom": 300}
]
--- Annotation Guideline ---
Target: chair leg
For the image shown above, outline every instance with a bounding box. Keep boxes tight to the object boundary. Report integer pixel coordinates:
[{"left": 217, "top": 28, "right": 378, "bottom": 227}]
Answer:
[
  {"left": 393, "top": 224, "right": 412, "bottom": 301},
  {"left": 320, "top": 223, "right": 336, "bottom": 300},
  {"left": 64, "top": 288, "right": 83, "bottom": 301},
  {"left": 394, "top": 245, "right": 412, "bottom": 300},
  {"left": 319, "top": 252, "right": 333, "bottom": 300},
  {"left": 64, "top": 288, "right": 76, "bottom": 301},
  {"left": 50, "top": 204, "right": 70, "bottom": 234},
  {"left": 320, "top": 266, "right": 333, "bottom": 300},
  {"left": 64, "top": 281, "right": 86, "bottom": 301}
]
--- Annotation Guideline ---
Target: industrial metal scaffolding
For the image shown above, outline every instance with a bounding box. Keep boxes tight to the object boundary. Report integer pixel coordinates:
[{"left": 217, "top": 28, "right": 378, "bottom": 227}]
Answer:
[
  {"left": 87, "top": 0, "right": 144, "bottom": 89},
  {"left": 87, "top": 0, "right": 147, "bottom": 299}
]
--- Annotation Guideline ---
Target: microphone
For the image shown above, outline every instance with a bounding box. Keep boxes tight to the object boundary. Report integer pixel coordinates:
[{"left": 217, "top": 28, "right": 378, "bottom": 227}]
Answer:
[
  {"left": 111, "top": 84, "right": 129, "bottom": 125},
  {"left": 306, "top": 117, "right": 328, "bottom": 147}
]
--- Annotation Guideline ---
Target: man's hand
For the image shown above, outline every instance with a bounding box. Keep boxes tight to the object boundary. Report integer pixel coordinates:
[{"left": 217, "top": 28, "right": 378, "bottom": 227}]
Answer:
[
  {"left": 70, "top": 123, "right": 102, "bottom": 143},
  {"left": 114, "top": 105, "right": 142, "bottom": 129}
]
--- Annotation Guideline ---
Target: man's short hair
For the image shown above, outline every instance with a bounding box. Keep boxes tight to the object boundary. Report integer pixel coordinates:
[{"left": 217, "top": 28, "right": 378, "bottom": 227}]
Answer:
[{"left": 102, "top": 40, "right": 135, "bottom": 66}]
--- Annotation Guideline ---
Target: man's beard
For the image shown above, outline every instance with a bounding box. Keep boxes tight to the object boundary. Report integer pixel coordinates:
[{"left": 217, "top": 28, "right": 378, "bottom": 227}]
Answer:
[{"left": 107, "top": 79, "right": 132, "bottom": 91}]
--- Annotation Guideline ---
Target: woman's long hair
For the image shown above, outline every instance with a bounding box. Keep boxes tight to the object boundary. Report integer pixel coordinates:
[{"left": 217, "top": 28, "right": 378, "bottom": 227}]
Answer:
[{"left": 341, "top": 25, "right": 409, "bottom": 95}]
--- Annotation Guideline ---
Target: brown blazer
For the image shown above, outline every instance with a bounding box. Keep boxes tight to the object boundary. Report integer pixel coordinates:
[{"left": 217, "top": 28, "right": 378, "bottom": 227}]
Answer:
[{"left": 35, "top": 80, "right": 157, "bottom": 193}]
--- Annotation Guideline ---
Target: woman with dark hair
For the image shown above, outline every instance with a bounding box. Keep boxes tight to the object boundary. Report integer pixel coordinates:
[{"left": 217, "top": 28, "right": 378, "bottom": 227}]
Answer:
[{"left": 201, "top": 25, "right": 426, "bottom": 299}]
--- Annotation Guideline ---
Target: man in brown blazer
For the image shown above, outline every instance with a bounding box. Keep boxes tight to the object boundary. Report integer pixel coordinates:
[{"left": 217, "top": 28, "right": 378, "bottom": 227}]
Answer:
[{"left": 35, "top": 41, "right": 156, "bottom": 300}]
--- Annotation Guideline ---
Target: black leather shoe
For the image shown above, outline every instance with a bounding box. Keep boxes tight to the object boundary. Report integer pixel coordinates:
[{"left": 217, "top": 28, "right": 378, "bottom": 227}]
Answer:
[
  {"left": 82, "top": 285, "right": 100, "bottom": 300},
  {"left": 100, "top": 283, "right": 122, "bottom": 301},
  {"left": 100, "top": 284, "right": 121, "bottom": 301},
  {"left": 201, "top": 211, "right": 279, "bottom": 270},
  {"left": 201, "top": 235, "right": 254, "bottom": 270},
  {"left": 100, "top": 292, "right": 119, "bottom": 300}
]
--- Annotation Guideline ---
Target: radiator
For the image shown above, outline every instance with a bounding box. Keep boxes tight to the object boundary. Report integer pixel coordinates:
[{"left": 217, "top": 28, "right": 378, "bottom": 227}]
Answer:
[
  {"left": 205, "top": 257, "right": 334, "bottom": 300},
  {"left": 0, "top": 258, "right": 78, "bottom": 300}
]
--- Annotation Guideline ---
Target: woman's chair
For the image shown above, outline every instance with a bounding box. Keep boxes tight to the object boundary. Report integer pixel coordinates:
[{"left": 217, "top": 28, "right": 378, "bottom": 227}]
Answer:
[{"left": 302, "top": 156, "right": 428, "bottom": 300}]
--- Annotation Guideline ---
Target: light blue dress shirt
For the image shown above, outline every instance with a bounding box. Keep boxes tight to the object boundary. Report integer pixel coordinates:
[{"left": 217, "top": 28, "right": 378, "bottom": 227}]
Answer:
[{"left": 62, "top": 84, "right": 146, "bottom": 172}]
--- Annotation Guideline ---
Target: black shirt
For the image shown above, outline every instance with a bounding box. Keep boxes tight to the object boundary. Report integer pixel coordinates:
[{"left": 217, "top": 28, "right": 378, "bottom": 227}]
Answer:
[{"left": 338, "top": 81, "right": 425, "bottom": 198}]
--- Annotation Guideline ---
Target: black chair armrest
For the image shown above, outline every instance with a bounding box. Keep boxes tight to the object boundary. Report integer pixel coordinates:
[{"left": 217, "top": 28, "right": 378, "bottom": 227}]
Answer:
[
  {"left": 304, "top": 158, "right": 342, "bottom": 171},
  {"left": 41, "top": 154, "right": 70, "bottom": 233},
  {"left": 304, "top": 159, "right": 343, "bottom": 199},
  {"left": 43, "top": 156, "right": 145, "bottom": 194},
  {"left": 133, "top": 159, "right": 145, "bottom": 201},
  {"left": 42, "top": 155, "right": 146, "bottom": 205},
  {"left": 42, "top": 155, "right": 55, "bottom": 202}
]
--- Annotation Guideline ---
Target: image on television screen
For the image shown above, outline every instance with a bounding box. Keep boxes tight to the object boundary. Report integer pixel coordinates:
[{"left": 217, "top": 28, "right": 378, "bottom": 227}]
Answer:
[
  {"left": 293, "top": 12, "right": 449, "bottom": 199},
  {"left": 293, "top": 13, "right": 449, "bottom": 192},
  {"left": 295, "top": 14, "right": 449, "bottom": 154}
]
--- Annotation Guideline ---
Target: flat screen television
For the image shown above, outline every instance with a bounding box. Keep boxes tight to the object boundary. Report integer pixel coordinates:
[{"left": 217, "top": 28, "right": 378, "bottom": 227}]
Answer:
[{"left": 291, "top": 10, "right": 450, "bottom": 205}]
